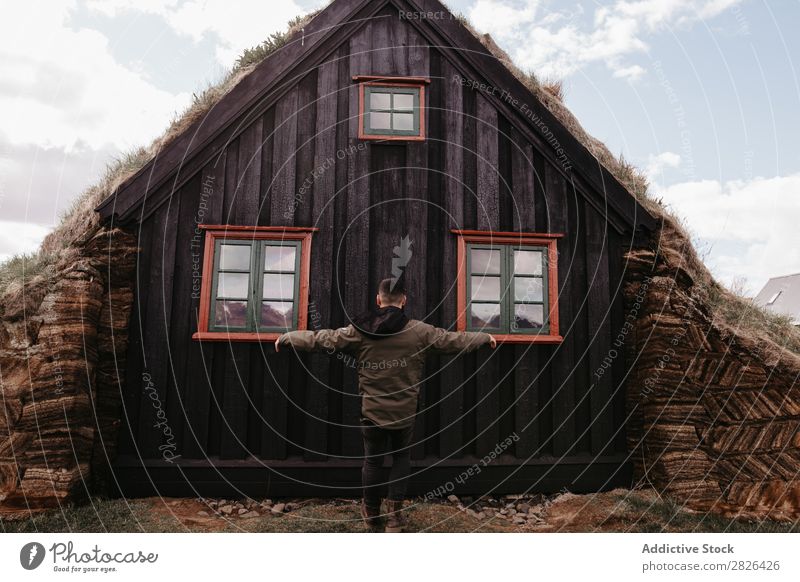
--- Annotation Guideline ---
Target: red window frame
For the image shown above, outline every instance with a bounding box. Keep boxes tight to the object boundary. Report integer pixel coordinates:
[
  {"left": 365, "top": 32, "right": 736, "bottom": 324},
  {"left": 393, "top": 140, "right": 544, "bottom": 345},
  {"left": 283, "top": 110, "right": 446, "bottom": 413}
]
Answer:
[
  {"left": 193, "top": 225, "right": 317, "bottom": 342},
  {"left": 355, "top": 75, "right": 429, "bottom": 142},
  {"left": 453, "top": 229, "right": 564, "bottom": 345}
]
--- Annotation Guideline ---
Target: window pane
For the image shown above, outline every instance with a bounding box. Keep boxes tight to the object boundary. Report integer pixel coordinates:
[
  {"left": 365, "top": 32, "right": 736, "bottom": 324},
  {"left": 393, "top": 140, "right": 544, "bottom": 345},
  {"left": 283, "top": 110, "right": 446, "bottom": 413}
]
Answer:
[
  {"left": 261, "top": 301, "right": 294, "bottom": 328},
  {"left": 370, "top": 111, "right": 391, "bottom": 129},
  {"left": 264, "top": 245, "right": 296, "bottom": 271},
  {"left": 219, "top": 244, "right": 251, "bottom": 271},
  {"left": 393, "top": 112, "right": 414, "bottom": 130},
  {"left": 370, "top": 92, "right": 391, "bottom": 110},
  {"left": 514, "top": 250, "right": 543, "bottom": 275},
  {"left": 470, "top": 303, "right": 501, "bottom": 330},
  {"left": 514, "top": 277, "right": 543, "bottom": 302},
  {"left": 393, "top": 93, "right": 414, "bottom": 110},
  {"left": 513, "top": 304, "right": 544, "bottom": 329},
  {"left": 263, "top": 273, "right": 295, "bottom": 300},
  {"left": 217, "top": 272, "right": 250, "bottom": 298},
  {"left": 214, "top": 300, "right": 248, "bottom": 328},
  {"left": 470, "top": 248, "right": 501, "bottom": 274},
  {"left": 471, "top": 275, "right": 501, "bottom": 301}
]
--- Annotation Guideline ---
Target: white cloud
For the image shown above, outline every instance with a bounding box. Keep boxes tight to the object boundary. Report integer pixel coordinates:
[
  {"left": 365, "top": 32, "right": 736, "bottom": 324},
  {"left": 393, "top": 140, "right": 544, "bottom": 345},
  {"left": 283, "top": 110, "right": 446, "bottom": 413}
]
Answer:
[
  {"left": 468, "top": 0, "right": 540, "bottom": 39},
  {"left": 653, "top": 173, "right": 800, "bottom": 293},
  {"left": 85, "top": 0, "right": 320, "bottom": 67},
  {"left": 468, "top": 0, "right": 743, "bottom": 80},
  {"left": 0, "top": 0, "right": 191, "bottom": 151},
  {"left": 0, "top": 221, "right": 52, "bottom": 263},
  {"left": 613, "top": 64, "right": 647, "bottom": 80},
  {"left": 645, "top": 151, "right": 681, "bottom": 178}
]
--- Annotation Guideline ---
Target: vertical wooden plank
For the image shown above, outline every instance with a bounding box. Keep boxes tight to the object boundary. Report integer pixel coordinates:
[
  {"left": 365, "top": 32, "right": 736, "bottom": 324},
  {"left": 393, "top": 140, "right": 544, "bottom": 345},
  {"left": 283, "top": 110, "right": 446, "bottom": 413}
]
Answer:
[
  {"left": 422, "top": 46, "right": 442, "bottom": 458},
  {"left": 371, "top": 13, "right": 407, "bottom": 76},
  {"left": 462, "top": 80, "right": 477, "bottom": 228},
  {"left": 476, "top": 94, "right": 499, "bottom": 231},
  {"left": 514, "top": 345, "right": 540, "bottom": 458},
  {"left": 222, "top": 140, "right": 239, "bottom": 223},
  {"left": 533, "top": 152, "right": 553, "bottom": 453},
  {"left": 283, "top": 71, "right": 320, "bottom": 459},
  {"left": 270, "top": 87, "right": 299, "bottom": 227},
  {"left": 368, "top": 146, "right": 406, "bottom": 287},
  {"left": 294, "top": 71, "right": 319, "bottom": 227},
  {"left": 219, "top": 344, "right": 249, "bottom": 459},
  {"left": 260, "top": 352, "right": 289, "bottom": 460},
  {"left": 460, "top": 67, "right": 479, "bottom": 455},
  {"left": 438, "top": 57, "right": 466, "bottom": 459},
  {"left": 497, "top": 116, "right": 514, "bottom": 231},
  {"left": 234, "top": 120, "right": 263, "bottom": 223},
  {"left": 341, "top": 25, "right": 372, "bottom": 457},
  {"left": 207, "top": 343, "right": 226, "bottom": 457},
  {"left": 258, "top": 109, "right": 276, "bottom": 226},
  {"left": 182, "top": 160, "right": 224, "bottom": 458},
  {"left": 117, "top": 217, "right": 153, "bottom": 456},
  {"left": 302, "top": 60, "right": 338, "bottom": 461},
  {"left": 242, "top": 116, "right": 267, "bottom": 456},
  {"left": 136, "top": 194, "right": 180, "bottom": 459},
  {"left": 570, "top": 191, "right": 591, "bottom": 453},
  {"left": 474, "top": 94, "right": 500, "bottom": 457},
  {"left": 585, "top": 201, "right": 615, "bottom": 455},
  {"left": 608, "top": 228, "right": 629, "bottom": 453},
  {"left": 534, "top": 153, "right": 549, "bottom": 233},
  {"left": 329, "top": 44, "right": 351, "bottom": 456},
  {"left": 219, "top": 144, "right": 251, "bottom": 459},
  {"left": 405, "top": 27, "right": 431, "bottom": 460},
  {"left": 164, "top": 174, "right": 202, "bottom": 456},
  {"left": 509, "top": 129, "right": 541, "bottom": 459},
  {"left": 246, "top": 347, "right": 265, "bottom": 456},
  {"left": 511, "top": 128, "right": 536, "bottom": 233},
  {"left": 548, "top": 163, "right": 577, "bottom": 456}
]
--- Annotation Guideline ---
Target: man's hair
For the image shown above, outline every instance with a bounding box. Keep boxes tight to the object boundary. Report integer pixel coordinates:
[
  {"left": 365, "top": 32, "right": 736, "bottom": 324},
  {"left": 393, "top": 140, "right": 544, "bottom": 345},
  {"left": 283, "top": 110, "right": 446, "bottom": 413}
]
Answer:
[{"left": 378, "top": 277, "right": 406, "bottom": 305}]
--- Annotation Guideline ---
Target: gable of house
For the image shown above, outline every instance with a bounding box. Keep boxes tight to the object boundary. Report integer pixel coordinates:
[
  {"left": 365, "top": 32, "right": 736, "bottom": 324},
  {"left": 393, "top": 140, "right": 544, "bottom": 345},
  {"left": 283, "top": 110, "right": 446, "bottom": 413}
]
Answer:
[{"left": 96, "top": 0, "right": 656, "bottom": 235}]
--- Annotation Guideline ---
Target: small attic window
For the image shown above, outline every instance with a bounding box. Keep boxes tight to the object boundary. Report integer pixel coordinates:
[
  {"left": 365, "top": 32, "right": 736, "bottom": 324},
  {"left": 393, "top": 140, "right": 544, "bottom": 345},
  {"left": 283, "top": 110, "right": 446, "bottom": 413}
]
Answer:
[
  {"left": 354, "top": 76, "right": 428, "bottom": 141},
  {"left": 767, "top": 291, "right": 782, "bottom": 305}
]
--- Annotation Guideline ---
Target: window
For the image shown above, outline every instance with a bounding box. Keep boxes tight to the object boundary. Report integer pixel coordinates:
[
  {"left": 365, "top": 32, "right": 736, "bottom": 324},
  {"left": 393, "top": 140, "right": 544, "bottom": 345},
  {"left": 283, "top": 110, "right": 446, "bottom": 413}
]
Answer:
[
  {"left": 767, "top": 290, "right": 782, "bottom": 305},
  {"left": 355, "top": 76, "right": 427, "bottom": 141},
  {"left": 454, "top": 230, "right": 563, "bottom": 344},
  {"left": 193, "top": 226, "right": 316, "bottom": 341}
]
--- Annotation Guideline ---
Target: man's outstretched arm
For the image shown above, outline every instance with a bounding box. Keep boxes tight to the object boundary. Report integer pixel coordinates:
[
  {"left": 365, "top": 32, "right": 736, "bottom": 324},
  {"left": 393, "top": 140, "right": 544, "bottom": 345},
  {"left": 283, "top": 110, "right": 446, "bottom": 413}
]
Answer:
[
  {"left": 275, "top": 325, "right": 362, "bottom": 353},
  {"left": 423, "top": 324, "right": 497, "bottom": 354}
]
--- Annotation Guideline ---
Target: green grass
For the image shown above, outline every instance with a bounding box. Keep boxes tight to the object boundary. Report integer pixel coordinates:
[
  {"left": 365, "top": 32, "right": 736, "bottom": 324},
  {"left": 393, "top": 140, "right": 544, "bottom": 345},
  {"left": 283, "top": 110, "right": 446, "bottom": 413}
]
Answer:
[{"left": 617, "top": 494, "right": 799, "bottom": 533}]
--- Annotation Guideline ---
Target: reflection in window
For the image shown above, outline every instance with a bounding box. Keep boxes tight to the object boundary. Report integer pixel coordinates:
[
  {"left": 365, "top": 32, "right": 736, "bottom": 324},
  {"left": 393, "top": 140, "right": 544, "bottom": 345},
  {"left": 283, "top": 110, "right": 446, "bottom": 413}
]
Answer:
[
  {"left": 466, "top": 243, "right": 549, "bottom": 334},
  {"left": 362, "top": 84, "right": 423, "bottom": 138},
  {"left": 209, "top": 239, "right": 301, "bottom": 332}
]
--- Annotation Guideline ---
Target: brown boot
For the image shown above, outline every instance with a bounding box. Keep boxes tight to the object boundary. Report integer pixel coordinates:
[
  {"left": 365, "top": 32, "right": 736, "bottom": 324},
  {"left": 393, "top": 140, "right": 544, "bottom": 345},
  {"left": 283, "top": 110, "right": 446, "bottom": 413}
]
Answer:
[
  {"left": 361, "top": 500, "right": 383, "bottom": 532},
  {"left": 385, "top": 499, "right": 407, "bottom": 533}
]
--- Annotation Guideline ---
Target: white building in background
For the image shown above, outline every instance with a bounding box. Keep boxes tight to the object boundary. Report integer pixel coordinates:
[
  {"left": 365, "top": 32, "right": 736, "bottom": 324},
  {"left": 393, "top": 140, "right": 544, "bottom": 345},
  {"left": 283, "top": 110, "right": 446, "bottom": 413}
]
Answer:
[{"left": 754, "top": 273, "right": 800, "bottom": 325}]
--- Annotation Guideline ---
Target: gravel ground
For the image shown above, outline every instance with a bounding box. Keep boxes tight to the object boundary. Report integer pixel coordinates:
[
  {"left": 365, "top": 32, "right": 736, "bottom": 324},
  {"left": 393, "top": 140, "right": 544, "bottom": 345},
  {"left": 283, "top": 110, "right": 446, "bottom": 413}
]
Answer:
[{"left": 2, "top": 488, "right": 796, "bottom": 533}]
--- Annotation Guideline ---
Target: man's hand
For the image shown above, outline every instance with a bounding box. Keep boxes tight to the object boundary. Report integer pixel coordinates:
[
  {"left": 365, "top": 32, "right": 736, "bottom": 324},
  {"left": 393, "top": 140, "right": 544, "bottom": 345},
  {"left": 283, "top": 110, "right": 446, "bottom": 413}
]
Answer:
[
  {"left": 274, "top": 336, "right": 282, "bottom": 352},
  {"left": 488, "top": 335, "right": 497, "bottom": 349}
]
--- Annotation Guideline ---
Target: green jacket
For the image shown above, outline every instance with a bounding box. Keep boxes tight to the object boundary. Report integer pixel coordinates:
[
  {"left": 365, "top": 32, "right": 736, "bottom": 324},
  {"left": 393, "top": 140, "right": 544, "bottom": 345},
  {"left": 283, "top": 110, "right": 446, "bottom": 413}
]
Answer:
[{"left": 278, "top": 321, "right": 492, "bottom": 429}]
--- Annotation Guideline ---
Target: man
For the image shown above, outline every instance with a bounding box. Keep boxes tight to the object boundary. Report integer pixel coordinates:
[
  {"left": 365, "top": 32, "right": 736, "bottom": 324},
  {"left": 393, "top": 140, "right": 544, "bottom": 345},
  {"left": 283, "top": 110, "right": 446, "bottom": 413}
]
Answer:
[{"left": 275, "top": 278, "right": 496, "bottom": 532}]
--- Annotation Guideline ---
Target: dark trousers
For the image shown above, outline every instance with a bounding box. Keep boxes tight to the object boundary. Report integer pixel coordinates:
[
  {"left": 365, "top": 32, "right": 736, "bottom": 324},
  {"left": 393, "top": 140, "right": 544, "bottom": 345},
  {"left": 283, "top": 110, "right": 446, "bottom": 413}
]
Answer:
[{"left": 360, "top": 418, "right": 414, "bottom": 507}]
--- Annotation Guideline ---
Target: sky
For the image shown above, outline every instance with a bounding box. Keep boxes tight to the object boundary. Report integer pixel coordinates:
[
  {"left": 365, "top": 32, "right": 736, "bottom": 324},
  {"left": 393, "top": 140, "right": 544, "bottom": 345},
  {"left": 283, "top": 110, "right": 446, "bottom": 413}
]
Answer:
[{"left": 0, "top": 0, "right": 797, "bottom": 294}]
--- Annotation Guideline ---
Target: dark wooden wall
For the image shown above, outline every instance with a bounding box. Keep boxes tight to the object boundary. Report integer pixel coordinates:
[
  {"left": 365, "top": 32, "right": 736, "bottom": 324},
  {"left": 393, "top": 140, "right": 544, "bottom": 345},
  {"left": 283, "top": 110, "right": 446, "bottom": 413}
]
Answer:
[{"left": 114, "top": 10, "right": 634, "bottom": 496}]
